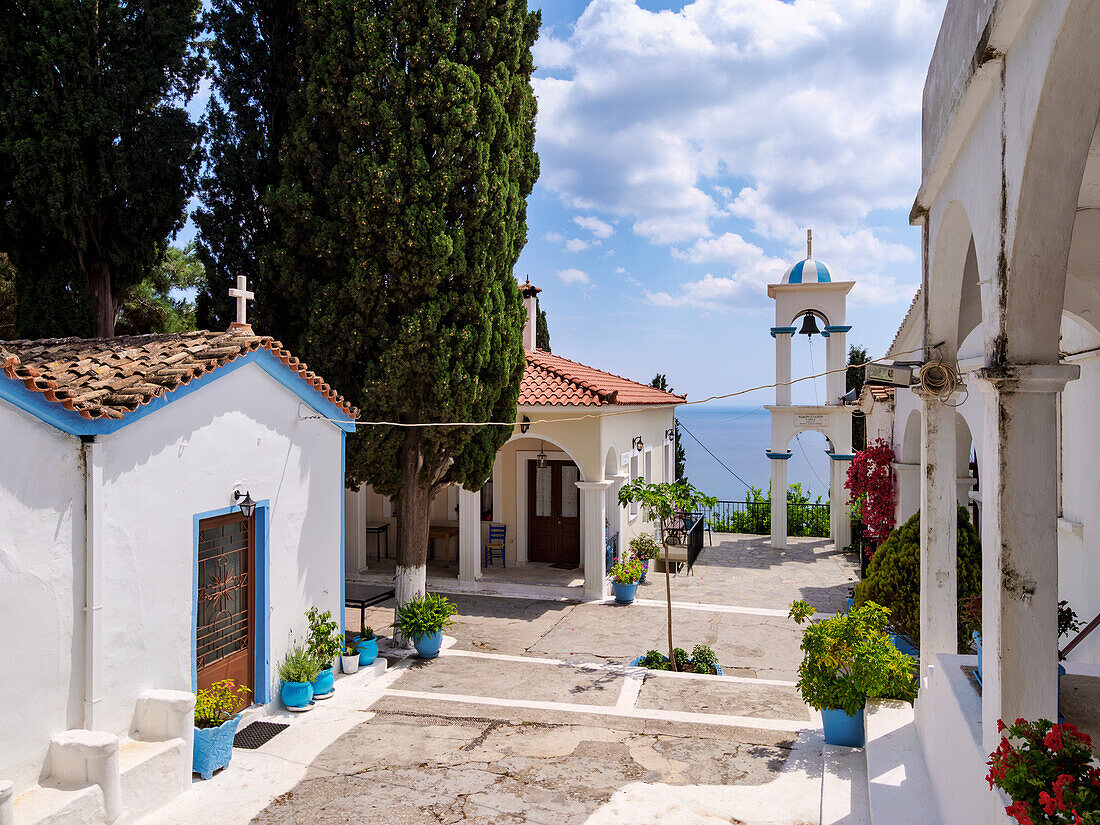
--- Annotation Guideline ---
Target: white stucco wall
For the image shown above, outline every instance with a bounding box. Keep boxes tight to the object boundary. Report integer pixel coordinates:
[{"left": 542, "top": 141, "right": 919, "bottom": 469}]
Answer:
[
  {"left": 0, "top": 404, "right": 84, "bottom": 792},
  {"left": 0, "top": 362, "right": 345, "bottom": 793}
]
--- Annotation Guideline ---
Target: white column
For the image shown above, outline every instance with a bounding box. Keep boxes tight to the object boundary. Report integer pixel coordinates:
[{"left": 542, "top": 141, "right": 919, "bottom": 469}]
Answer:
[
  {"left": 893, "top": 462, "right": 921, "bottom": 524},
  {"left": 918, "top": 390, "right": 959, "bottom": 683},
  {"left": 825, "top": 328, "right": 848, "bottom": 404},
  {"left": 829, "top": 456, "right": 852, "bottom": 550},
  {"left": 769, "top": 454, "right": 789, "bottom": 550},
  {"left": 577, "top": 481, "right": 614, "bottom": 599},
  {"left": 774, "top": 330, "right": 792, "bottom": 405},
  {"left": 0, "top": 780, "right": 12, "bottom": 825},
  {"left": 458, "top": 487, "right": 481, "bottom": 583},
  {"left": 974, "top": 365, "right": 1077, "bottom": 753}
]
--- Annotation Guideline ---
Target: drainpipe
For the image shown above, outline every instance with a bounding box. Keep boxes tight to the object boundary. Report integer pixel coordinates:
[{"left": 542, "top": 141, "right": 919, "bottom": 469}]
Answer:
[{"left": 81, "top": 436, "right": 103, "bottom": 730}]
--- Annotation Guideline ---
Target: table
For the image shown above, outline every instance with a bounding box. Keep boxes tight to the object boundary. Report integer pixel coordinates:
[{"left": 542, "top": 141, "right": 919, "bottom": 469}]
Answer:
[
  {"left": 428, "top": 523, "right": 460, "bottom": 568},
  {"left": 364, "top": 520, "right": 390, "bottom": 562},
  {"left": 345, "top": 582, "right": 396, "bottom": 635}
]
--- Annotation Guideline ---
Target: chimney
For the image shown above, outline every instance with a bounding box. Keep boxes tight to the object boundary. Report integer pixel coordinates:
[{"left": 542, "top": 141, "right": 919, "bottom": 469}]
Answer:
[{"left": 519, "top": 277, "right": 542, "bottom": 351}]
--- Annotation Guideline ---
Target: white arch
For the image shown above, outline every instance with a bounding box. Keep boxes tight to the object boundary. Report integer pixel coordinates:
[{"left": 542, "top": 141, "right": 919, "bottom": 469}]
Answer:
[{"left": 504, "top": 431, "right": 588, "bottom": 482}]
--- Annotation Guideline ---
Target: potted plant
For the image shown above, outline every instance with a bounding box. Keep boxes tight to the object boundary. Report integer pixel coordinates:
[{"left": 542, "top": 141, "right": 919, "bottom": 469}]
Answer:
[
  {"left": 986, "top": 717, "right": 1100, "bottom": 825},
  {"left": 341, "top": 643, "right": 360, "bottom": 674},
  {"left": 278, "top": 644, "right": 320, "bottom": 710},
  {"left": 631, "top": 645, "right": 724, "bottom": 675},
  {"left": 608, "top": 556, "right": 645, "bottom": 604},
  {"left": 193, "top": 679, "right": 251, "bottom": 779},
  {"left": 628, "top": 534, "right": 661, "bottom": 582},
  {"left": 789, "top": 599, "right": 917, "bottom": 747},
  {"left": 965, "top": 598, "right": 1080, "bottom": 694},
  {"left": 393, "top": 592, "right": 457, "bottom": 659},
  {"left": 355, "top": 626, "right": 379, "bottom": 666},
  {"left": 305, "top": 606, "right": 343, "bottom": 699}
]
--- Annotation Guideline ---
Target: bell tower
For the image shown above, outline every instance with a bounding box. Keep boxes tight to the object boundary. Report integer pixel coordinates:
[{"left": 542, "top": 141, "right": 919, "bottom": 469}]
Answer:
[{"left": 766, "top": 231, "right": 855, "bottom": 550}]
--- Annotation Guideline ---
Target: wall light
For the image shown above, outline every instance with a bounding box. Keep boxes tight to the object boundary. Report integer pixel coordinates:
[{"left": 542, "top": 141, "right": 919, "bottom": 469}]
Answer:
[{"left": 233, "top": 490, "right": 257, "bottom": 519}]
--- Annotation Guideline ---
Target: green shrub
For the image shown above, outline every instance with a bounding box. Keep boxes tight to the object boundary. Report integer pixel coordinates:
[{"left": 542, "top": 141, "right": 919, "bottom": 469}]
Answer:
[
  {"left": 628, "top": 534, "right": 661, "bottom": 561},
  {"left": 394, "top": 592, "right": 458, "bottom": 642},
  {"left": 278, "top": 644, "right": 322, "bottom": 684},
  {"left": 853, "top": 506, "right": 981, "bottom": 649},
  {"left": 194, "top": 679, "right": 251, "bottom": 729},
  {"left": 635, "top": 645, "right": 720, "bottom": 675},
  {"left": 305, "top": 606, "right": 344, "bottom": 665}
]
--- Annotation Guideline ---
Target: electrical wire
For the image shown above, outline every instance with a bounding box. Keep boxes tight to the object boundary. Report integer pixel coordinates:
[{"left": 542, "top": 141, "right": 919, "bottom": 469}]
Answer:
[
  {"left": 676, "top": 419, "right": 754, "bottom": 492},
  {"left": 794, "top": 432, "right": 828, "bottom": 491}
]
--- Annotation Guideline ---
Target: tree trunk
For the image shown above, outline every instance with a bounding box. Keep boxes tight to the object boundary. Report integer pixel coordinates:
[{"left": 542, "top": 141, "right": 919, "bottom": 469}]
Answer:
[
  {"left": 393, "top": 434, "right": 430, "bottom": 643},
  {"left": 88, "top": 266, "right": 116, "bottom": 338},
  {"left": 662, "top": 524, "right": 677, "bottom": 672}
]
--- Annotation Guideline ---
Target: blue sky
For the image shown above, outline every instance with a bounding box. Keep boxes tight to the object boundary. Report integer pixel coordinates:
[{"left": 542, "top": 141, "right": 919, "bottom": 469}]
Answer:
[{"left": 183, "top": 0, "right": 946, "bottom": 405}]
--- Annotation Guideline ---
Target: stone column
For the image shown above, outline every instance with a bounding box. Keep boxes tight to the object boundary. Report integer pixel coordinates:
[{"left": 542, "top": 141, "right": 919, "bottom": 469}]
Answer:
[
  {"left": 973, "top": 365, "right": 1078, "bottom": 753},
  {"left": 893, "top": 462, "right": 921, "bottom": 524},
  {"left": 918, "top": 389, "right": 960, "bottom": 683},
  {"left": 772, "top": 329, "right": 793, "bottom": 405},
  {"left": 577, "top": 481, "right": 614, "bottom": 599},
  {"left": 458, "top": 487, "right": 481, "bottom": 583},
  {"left": 828, "top": 455, "right": 852, "bottom": 550},
  {"left": 824, "top": 327, "right": 850, "bottom": 404},
  {"left": 768, "top": 452, "right": 790, "bottom": 549}
]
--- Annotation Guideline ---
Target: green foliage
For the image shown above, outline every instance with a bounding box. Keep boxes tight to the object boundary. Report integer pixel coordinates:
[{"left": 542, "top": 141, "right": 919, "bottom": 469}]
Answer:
[
  {"left": 0, "top": 0, "right": 203, "bottom": 337},
  {"left": 854, "top": 507, "right": 981, "bottom": 648},
  {"left": 357, "top": 627, "right": 376, "bottom": 642},
  {"left": 195, "top": 0, "right": 301, "bottom": 335},
  {"left": 707, "top": 484, "right": 829, "bottom": 537},
  {"left": 393, "top": 593, "right": 458, "bottom": 642},
  {"left": 115, "top": 244, "right": 205, "bottom": 335},
  {"left": 636, "top": 645, "right": 720, "bottom": 675},
  {"left": 194, "top": 679, "right": 251, "bottom": 729},
  {"left": 847, "top": 345, "right": 869, "bottom": 450},
  {"left": 628, "top": 534, "right": 661, "bottom": 561},
  {"left": 0, "top": 254, "right": 15, "bottom": 339},
  {"left": 690, "top": 645, "right": 719, "bottom": 675},
  {"left": 650, "top": 374, "right": 687, "bottom": 481},
  {"left": 536, "top": 297, "right": 551, "bottom": 352},
  {"left": 789, "top": 600, "right": 917, "bottom": 716},
  {"left": 617, "top": 479, "right": 717, "bottom": 526},
  {"left": 277, "top": 644, "right": 322, "bottom": 684},
  {"left": 608, "top": 556, "right": 645, "bottom": 585},
  {"left": 305, "top": 607, "right": 343, "bottom": 665}
]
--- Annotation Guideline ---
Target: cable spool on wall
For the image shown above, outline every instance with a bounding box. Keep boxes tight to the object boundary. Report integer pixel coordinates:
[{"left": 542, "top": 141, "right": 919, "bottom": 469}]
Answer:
[{"left": 919, "top": 358, "right": 959, "bottom": 402}]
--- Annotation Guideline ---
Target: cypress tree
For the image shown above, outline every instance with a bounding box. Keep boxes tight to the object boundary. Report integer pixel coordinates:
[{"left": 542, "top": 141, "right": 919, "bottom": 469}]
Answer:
[
  {"left": 536, "top": 297, "right": 551, "bottom": 351},
  {"left": 194, "top": 1, "right": 301, "bottom": 335},
  {"left": 0, "top": 1, "right": 203, "bottom": 338},
  {"left": 272, "top": 0, "right": 540, "bottom": 606}
]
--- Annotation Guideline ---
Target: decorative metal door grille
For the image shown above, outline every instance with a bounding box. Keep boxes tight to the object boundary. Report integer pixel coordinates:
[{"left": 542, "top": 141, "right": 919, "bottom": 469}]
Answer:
[{"left": 197, "top": 518, "right": 251, "bottom": 672}]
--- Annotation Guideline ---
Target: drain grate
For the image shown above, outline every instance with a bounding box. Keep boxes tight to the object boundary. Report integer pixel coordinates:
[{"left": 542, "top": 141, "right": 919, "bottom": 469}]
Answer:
[{"left": 234, "top": 721, "right": 289, "bottom": 750}]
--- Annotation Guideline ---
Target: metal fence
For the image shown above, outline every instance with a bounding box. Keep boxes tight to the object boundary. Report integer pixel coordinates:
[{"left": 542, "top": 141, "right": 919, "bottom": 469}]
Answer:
[
  {"left": 605, "top": 530, "right": 619, "bottom": 571},
  {"left": 699, "top": 500, "right": 830, "bottom": 538}
]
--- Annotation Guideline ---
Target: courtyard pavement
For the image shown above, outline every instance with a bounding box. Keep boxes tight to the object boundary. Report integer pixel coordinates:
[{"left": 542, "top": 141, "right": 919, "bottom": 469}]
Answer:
[{"left": 146, "top": 534, "right": 858, "bottom": 825}]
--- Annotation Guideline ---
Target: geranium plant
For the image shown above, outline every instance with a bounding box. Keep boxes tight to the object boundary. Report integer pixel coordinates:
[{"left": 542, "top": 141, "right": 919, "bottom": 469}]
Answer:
[
  {"left": 844, "top": 438, "right": 897, "bottom": 545},
  {"left": 628, "top": 534, "right": 661, "bottom": 561},
  {"left": 608, "top": 556, "right": 645, "bottom": 585},
  {"left": 987, "top": 718, "right": 1100, "bottom": 824}
]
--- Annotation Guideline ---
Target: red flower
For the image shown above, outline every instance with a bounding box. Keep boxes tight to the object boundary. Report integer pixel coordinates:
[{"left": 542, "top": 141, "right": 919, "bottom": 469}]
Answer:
[
  {"left": 1005, "top": 800, "right": 1034, "bottom": 825},
  {"left": 1044, "top": 729, "right": 1064, "bottom": 751},
  {"left": 998, "top": 719, "right": 1006, "bottom": 733},
  {"left": 1039, "top": 792, "right": 1057, "bottom": 815}
]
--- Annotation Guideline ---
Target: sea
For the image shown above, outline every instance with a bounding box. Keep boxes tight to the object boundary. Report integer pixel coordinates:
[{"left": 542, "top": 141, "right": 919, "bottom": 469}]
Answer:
[{"left": 675, "top": 405, "right": 833, "bottom": 503}]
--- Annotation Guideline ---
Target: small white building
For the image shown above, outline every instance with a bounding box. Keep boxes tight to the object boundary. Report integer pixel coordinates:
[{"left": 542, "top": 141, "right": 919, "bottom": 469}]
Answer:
[
  {"left": 345, "top": 280, "right": 683, "bottom": 602},
  {"left": 0, "top": 325, "right": 356, "bottom": 820}
]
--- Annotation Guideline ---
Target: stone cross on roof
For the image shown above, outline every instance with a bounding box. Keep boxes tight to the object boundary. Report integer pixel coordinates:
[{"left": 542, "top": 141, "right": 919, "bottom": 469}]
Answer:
[{"left": 228, "top": 275, "right": 255, "bottom": 334}]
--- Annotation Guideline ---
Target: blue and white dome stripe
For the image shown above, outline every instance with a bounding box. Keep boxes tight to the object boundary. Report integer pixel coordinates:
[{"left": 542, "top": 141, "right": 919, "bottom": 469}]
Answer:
[{"left": 783, "top": 258, "right": 832, "bottom": 284}]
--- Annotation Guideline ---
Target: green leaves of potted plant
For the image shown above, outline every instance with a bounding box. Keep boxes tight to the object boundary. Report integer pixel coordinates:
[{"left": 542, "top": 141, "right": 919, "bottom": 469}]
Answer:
[
  {"left": 305, "top": 606, "right": 343, "bottom": 699},
  {"left": 341, "top": 643, "right": 360, "bottom": 674},
  {"left": 393, "top": 593, "right": 457, "bottom": 659},
  {"left": 278, "top": 644, "right": 321, "bottom": 711},
  {"left": 608, "top": 556, "right": 645, "bottom": 604},
  {"left": 354, "top": 626, "right": 378, "bottom": 666},
  {"left": 193, "top": 679, "right": 251, "bottom": 779},
  {"left": 789, "top": 599, "right": 917, "bottom": 747},
  {"left": 628, "top": 534, "right": 660, "bottom": 581}
]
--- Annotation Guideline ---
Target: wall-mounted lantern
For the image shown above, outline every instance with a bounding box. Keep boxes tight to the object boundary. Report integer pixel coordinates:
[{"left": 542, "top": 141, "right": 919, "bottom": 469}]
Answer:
[
  {"left": 520, "top": 415, "right": 531, "bottom": 434},
  {"left": 632, "top": 436, "right": 644, "bottom": 452},
  {"left": 233, "top": 490, "right": 257, "bottom": 519},
  {"left": 665, "top": 428, "right": 675, "bottom": 442}
]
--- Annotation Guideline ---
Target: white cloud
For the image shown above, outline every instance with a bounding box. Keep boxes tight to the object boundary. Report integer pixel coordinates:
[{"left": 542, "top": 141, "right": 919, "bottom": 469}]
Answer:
[
  {"left": 565, "top": 237, "right": 598, "bottom": 252},
  {"left": 545, "top": 231, "right": 565, "bottom": 243},
  {"left": 615, "top": 266, "right": 627, "bottom": 274},
  {"left": 556, "top": 267, "right": 592, "bottom": 285},
  {"left": 573, "top": 215, "right": 616, "bottom": 238}
]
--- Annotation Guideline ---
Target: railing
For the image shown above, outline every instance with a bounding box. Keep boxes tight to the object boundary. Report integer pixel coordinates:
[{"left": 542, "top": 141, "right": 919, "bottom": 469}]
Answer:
[
  {"left": 1061, "top": 611, "right": 1100, "bottom": 660},
  {"left": 605, "top": 530, "right": 619, "bottom": 572},
  {"left": 684, "top": 513, "right": 704, "bottom": 573},
  {"left": 698, "top": 500, "right": 830, "bottom": 538}
]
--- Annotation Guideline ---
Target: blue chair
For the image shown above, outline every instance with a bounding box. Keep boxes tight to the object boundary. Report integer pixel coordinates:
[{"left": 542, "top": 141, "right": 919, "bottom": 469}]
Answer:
[{"left": 484, "top": 524, "right": 506, "bottom": 567}]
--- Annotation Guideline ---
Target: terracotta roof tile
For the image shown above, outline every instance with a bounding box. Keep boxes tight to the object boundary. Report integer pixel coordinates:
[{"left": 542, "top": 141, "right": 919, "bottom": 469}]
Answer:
[
  {"left": 520, "top": 350, "right": 685, "bottom": 407},
  {"left": 0, "top": 330, "right": 359, "bottom": 421}
]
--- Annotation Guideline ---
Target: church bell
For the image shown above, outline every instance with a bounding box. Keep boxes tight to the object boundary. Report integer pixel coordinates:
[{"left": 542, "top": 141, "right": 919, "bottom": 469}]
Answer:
[{"left": 797, "top": 313, "right": 821, "bottom": 336}]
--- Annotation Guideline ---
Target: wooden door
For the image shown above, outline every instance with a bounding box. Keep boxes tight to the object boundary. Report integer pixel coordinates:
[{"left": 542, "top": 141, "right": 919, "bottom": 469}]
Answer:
[
  {"left": 528, "top": 460, "right": 581, "bottom": 565},
  {"left": 196, "top": 513, "right": 253, "bottom": 709}
]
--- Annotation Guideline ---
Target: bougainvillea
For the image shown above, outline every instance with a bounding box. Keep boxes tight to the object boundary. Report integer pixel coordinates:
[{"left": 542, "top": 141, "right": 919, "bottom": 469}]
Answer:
[
  {"left": 845, "top": 438, "right": 897, "bottom": 543},
  {"left": 987, "top": 718, "right": 1100, "bottom": 824}
]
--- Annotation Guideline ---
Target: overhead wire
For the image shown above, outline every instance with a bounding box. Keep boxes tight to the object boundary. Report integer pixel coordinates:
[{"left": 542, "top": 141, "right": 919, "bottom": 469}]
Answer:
[{"left": 676, "top": 419, "right": 754, "bottom": 493}]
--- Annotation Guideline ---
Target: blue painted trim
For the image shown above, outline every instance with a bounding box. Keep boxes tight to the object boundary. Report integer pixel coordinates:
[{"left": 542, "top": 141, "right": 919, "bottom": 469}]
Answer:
[
  {"left": 192, "top": 501, "right": 272, "bottom": 704},
  {"left": 824, "top": 325, "right": 852, "bottom": 334},
  {"left": 339, "top": 431, "right": 346, "bottom": 641},
  {"left": 770, "top": 326, "right": 797, "bottom": 338},
  {"left": 827, "top": 453, "right": 856, "bottom": 461},
  {"left": 766, "top": 451, "right": 793, "bottom": 460},
  {"left": 1, "top": 348, "right": 355, "bottom": 436}
]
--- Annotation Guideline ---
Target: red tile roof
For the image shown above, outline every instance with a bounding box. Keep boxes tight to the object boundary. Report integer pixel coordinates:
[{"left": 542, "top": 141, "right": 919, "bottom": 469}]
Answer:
[
  {"left": 520, "top": 350, "right": 685, "bottom": 407},
  {"left": 0, "top": 330, "right": 359, "bottom": 421}
]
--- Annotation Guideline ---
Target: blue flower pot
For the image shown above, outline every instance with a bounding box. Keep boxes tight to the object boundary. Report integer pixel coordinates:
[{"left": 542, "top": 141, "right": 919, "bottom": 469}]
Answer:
[
  {"left": 414, "top": 630, "right": 444, "bottom": 659},
  {"left": 281, "top": 680, "right": 314, "bottom": 709},
  {"left": 821, "top": 708, "right": 865, "bottom": 748},
  {"left": 193, "top": 714, "right": 241, "bottom": 780},
  {"left": 356, "top": 636, "right": 379, "bottom": 666},
  {"left": 311, "top": 666, "right": 335, "bottom": 698},
  {"left": 612, "top": 581, "right": 639, "bottom": 604}
]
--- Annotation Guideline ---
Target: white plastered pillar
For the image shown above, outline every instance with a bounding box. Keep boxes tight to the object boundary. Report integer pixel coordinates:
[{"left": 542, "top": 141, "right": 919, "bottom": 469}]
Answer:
[
  {"left": 828, "top": 455, "right": 852, "bottom": 550},
  {"left": 458, "top": 487, "right": 481, "bottom": 583},
  {"left": 773, "top": 329, "right": 793, "bottom": 405},
  {"left": 769, "top": 453, "right": 789, "bottom": 549},
  {"left": 577, "top": 481, "right": 614, "bottom": 599},
  {"left": 824, "top": 327, "right": 849, "bottom": 404},
  {"left": 918, "top": 389, "right": 960, "bottom": 683},
  {"left": 893, "top": 462, "right": 921, "bottom": 524},
  {"left": 973, "top": 365, "right": 1078, "bottom": 753}
]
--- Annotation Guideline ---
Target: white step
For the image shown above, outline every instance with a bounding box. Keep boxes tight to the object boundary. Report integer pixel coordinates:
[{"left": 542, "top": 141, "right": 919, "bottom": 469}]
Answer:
[
  {"left": 864, "top": 700, "right": 943, "bottom": 825},
  {"left": 821, "top": 745, "right": 871, "bottom": 825},
  {"left": 117, "top": 737, "right": 188, "bottom": 825},
  {"left": 12, "top": 782, "right": 105, "bottom": 825}
]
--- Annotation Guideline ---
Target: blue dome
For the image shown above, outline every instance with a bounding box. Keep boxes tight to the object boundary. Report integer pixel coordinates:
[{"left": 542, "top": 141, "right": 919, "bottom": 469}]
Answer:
[{"left": 782, "top": 258, "right": 832, "bottom": 284}]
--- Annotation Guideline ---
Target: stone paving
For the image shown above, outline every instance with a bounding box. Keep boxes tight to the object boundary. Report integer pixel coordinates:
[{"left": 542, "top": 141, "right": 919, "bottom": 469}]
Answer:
[{"left": 235, "top": 535, "right": 854, "bottom": 824}]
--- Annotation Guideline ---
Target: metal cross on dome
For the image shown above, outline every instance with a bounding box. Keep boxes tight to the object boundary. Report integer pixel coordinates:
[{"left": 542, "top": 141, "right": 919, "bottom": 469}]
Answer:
[{"left": 228, "top": 275, "right": 254, "bottom": 326}]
